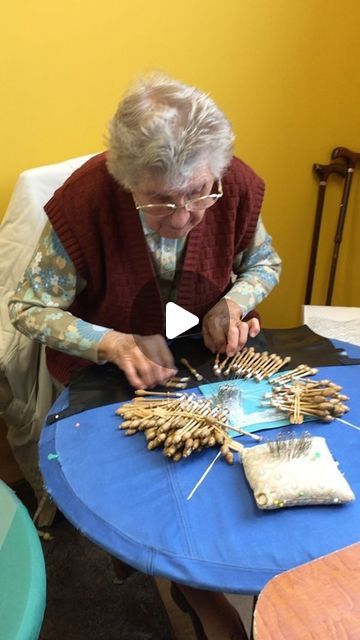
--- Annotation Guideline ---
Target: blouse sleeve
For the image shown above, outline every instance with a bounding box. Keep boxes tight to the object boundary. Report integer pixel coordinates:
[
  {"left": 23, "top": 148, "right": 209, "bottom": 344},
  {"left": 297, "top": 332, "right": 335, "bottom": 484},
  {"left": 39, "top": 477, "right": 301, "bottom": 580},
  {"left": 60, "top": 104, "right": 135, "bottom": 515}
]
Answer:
[
  {"left": 8, "top": 221, "right": 111, "bottom": 362},
  {"left": 224, "top": 216, "right": 282, "bottom": 317}
]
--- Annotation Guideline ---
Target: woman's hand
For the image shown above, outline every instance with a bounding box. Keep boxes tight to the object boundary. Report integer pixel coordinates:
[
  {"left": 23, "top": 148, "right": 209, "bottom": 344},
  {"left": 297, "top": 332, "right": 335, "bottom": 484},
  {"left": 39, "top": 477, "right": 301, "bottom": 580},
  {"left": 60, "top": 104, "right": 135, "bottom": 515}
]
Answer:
[
  {"left": 98, "top": 331, "right": 177, "bottom": 388},
  {"left": 202, "top": 299, "right": 260, "bottom": 356}
]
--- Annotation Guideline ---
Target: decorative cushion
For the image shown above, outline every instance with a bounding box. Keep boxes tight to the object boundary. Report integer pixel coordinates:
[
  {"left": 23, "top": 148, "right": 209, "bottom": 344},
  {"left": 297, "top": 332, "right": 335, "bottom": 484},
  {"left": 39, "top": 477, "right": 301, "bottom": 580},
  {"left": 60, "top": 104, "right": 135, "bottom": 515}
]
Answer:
[{"left": 241, "top": 436, "right": 355, "bottom": 509}]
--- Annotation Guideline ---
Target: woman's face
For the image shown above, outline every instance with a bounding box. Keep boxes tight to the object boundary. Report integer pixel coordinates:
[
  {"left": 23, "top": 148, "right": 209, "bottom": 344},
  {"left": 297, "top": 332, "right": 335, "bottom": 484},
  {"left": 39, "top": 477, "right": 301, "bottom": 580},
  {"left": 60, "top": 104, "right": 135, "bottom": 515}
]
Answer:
[{"left": 132, "top": 167, "right": 215, "bottom": 239}]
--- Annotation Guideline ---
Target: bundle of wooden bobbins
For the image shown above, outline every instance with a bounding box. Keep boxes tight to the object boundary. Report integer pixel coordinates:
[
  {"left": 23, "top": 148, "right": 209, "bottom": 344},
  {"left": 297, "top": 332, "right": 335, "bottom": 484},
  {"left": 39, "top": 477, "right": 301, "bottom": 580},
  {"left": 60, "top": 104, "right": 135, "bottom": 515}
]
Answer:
[
  {"left": 213, "top": 347, "right": 291, "bottom": 381},
  {"left": 263, "top": 379, "right": 350, "bottom": 424},
  {"left": 116, "top": 390, "right": 257, "bottom": 464},
  {"left": 271, "top": 364, "right": 318, "bottom": 385}
]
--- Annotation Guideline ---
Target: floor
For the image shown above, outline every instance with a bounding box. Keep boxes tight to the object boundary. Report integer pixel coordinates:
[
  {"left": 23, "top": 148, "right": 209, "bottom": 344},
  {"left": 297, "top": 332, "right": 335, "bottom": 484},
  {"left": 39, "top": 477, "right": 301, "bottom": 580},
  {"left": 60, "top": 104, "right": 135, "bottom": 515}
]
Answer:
[{"left": 156, "top": 578, "right": 255, "bottom": 639}]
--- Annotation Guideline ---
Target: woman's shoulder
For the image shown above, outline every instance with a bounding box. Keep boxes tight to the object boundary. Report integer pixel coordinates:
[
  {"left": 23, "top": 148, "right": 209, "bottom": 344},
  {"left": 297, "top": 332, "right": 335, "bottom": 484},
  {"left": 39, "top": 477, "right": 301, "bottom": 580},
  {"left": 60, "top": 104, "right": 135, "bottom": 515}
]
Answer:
[
  {"left": 222, "top": 156, "right": 265, "bottom": 197},
  {"left": 60, "top": 152, "right": 110, "bottom": 190},
  {"left": 47, "top": 151, "right": 126, "bottom": 209},
  {"left": 225, "top": 156, "right": 264, "bottom": 184}
]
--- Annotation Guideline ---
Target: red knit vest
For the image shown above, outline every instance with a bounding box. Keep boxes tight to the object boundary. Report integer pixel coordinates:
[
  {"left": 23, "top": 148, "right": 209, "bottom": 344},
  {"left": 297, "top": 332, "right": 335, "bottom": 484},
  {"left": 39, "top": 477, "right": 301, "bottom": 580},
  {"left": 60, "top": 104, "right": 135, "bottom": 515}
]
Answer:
[{"left": 45, "top": 152, "right": 265, "bottom": 384}]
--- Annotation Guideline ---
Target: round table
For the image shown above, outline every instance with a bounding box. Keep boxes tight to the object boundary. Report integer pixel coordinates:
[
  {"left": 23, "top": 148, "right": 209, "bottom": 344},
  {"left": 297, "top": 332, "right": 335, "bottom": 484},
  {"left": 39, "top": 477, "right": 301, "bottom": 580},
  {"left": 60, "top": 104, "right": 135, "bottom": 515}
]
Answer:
[{"left": 40, "top": 357, "right": 360, "bottom": 595}]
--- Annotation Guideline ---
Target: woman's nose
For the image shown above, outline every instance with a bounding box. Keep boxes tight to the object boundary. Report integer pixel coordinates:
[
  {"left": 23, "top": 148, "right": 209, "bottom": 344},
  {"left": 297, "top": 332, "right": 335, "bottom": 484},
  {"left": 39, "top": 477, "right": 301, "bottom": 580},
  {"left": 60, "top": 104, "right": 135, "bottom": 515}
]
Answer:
[{"left": 169, "top": 205, "right": 190, "bottom": 228}]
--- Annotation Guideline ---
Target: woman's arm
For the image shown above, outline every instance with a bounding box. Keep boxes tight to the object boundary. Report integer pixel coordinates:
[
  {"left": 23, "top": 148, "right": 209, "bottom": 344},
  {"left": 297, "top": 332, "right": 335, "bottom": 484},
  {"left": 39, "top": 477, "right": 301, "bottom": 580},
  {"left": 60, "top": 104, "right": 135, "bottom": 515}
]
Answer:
[
  {"left": 8, "top": 221, "right": 111, "bottom": 361},
  {"left": 224, "top": 216, "right": 282, "bottom": 316},
  {"left": 202, "top": 216, "right": 281, "bottom": 355},
  {"left": 8, "top": 221, "right": 176, "bottom": 387}
]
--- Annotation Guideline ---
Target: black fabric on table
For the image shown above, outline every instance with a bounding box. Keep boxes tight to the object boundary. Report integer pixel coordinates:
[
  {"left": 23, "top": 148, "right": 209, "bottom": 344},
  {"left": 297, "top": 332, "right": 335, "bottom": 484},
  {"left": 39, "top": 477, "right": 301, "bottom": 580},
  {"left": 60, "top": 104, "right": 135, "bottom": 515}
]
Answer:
[{"left": 46, "top": 325, "right": 359, "bottom": 423}]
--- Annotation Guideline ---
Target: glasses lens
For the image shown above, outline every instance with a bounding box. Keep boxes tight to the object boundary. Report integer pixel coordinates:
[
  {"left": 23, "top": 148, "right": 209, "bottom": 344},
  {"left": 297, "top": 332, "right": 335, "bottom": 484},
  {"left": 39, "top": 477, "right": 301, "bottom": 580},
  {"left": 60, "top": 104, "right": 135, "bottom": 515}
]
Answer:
[
  {"left": 138, "top": 186, "right": 222, "bottom": 216},
  {"left": 187, "top": 195, "right": 219, "bottom": 211},
  {"left": 140, "top": 204, "right": 175, "bottom": 217}
]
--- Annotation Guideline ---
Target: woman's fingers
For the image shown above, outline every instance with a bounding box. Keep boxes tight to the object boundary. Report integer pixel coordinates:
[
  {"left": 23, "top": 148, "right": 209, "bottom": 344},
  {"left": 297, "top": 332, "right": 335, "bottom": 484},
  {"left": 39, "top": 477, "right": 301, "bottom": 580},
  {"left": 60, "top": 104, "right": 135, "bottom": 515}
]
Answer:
[
  {"left": 120, "top": 335, "right": 176, "bottom": 388},
  {"left": 203, "top": 299, "right": 240, "bottom": 355},
  {"left": 136, "top": 335, "right": 177, "bottom": 387},
  {"left": 122, "top": 362, "right": 146, "bottom": 389},
  {"left": 203, "top": 300, "right": 261, "bottom": 357},
  {"left": 226, "top": 318, "right": 260, "bottom": 354},
  {"left": 207, "top": 321, "right": 227, "bottom": 353},
  {"left": 225, "top": 323, "right": 241, "bottom": 356},
  {"left": 100, "top": 331, "right": 177, "bottom": 388},
  {"left": 142, "top": 334, "right": 176, "bottom": 371},
  {"left": 202, "top": 323, "right": 215, "bottom": 353},
  {"left": 101, "top": 316, "right": 259, "bottom": 388},
  {"left": 247, "top": 317, "right": 260, "bottom": 338},
  {"left": 202, "top": 302, "right": 230, "bottom": 353}
]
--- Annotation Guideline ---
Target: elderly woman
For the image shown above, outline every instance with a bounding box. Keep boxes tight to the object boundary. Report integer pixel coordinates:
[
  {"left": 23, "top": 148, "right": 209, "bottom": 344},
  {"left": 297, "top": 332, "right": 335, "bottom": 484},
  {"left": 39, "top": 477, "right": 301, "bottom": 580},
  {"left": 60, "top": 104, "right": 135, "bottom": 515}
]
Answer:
[
  {"left": 9, "top": 73, "right": 281, "bottom": 392},
  {"left": 9, "top": 72, "right": 281, "bottom": 640}
]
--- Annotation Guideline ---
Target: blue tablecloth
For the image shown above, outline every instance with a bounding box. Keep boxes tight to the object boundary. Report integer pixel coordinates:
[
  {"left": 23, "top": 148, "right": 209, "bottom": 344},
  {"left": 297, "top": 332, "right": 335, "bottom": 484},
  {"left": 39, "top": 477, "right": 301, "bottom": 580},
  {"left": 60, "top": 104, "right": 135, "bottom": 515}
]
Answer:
[{"left": 40, "top": 352, "right": 360, "bottom": 595}]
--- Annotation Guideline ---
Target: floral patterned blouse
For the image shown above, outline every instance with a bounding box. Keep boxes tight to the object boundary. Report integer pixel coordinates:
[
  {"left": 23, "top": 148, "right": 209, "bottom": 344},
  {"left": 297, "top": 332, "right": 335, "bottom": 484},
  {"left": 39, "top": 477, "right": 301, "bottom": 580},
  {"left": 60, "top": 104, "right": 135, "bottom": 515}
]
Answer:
[{"left": 8, "top": 214, "right": 281, "bottom": 363}]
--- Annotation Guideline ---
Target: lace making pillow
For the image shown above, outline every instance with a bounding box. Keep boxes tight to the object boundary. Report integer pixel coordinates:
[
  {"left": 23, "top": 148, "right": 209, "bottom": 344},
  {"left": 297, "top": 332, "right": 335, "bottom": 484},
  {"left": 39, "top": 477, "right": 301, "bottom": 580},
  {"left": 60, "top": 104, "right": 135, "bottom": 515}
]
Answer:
[{"left": 241, "top": 436, "right": 355, "bottom": 509}]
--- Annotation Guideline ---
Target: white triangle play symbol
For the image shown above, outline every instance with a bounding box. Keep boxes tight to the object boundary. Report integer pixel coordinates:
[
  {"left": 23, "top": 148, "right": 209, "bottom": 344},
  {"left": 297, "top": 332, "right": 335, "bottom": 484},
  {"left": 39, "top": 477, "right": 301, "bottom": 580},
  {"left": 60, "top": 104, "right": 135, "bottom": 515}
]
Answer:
[{"left": 165, "top": 302, "right": 199, "bottom": 339}]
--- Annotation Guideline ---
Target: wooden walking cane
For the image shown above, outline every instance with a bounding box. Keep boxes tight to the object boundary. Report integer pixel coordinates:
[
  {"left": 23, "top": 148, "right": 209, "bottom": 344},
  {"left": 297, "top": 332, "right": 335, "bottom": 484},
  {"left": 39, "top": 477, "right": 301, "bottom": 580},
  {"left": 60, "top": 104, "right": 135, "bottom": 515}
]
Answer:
[
  {"left": 305, "top": 161, "right": 347, "bottom": 305},
  {"left": 325, "top": 146, "right": 360, "bottom": 305}
]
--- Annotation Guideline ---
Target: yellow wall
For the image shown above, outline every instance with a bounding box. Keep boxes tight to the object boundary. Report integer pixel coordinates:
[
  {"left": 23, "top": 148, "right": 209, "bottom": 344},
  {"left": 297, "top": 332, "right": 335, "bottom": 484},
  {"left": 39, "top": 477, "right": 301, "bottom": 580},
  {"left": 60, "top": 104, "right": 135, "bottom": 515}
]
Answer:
[{"left": 1, "top": 1, "right": 360, "bottom": 327}]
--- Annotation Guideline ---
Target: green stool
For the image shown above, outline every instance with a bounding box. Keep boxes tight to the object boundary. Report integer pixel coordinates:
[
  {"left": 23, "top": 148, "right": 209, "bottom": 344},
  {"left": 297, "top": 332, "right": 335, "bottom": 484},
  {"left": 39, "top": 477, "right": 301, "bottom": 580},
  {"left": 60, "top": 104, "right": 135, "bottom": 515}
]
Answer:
[{"left": 0, "top": 480, "right": 46, "bottom": 639}]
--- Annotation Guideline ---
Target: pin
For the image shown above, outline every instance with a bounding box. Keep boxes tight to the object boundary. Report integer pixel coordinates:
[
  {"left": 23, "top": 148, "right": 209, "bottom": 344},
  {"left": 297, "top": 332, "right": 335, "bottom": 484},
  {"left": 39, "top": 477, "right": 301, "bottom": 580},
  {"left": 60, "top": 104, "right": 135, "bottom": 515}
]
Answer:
[{"left": 135, "top": 389, "right": 184, "bottom": 397}]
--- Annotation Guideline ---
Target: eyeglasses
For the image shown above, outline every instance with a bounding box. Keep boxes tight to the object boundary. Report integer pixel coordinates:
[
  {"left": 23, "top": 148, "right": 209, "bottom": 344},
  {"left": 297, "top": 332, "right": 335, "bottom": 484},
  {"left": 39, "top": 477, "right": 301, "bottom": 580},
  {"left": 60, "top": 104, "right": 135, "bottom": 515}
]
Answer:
[{"left": 135, "top": 179, "right": 223, "bottom": 217}]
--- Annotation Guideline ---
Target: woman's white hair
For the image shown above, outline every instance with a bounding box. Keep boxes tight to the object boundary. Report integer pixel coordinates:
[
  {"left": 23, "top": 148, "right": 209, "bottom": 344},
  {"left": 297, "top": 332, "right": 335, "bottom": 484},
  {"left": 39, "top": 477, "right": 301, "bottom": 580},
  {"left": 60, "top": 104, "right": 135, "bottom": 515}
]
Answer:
[{"left": 106, "top": 72, "right": 234, "bottom": 190}]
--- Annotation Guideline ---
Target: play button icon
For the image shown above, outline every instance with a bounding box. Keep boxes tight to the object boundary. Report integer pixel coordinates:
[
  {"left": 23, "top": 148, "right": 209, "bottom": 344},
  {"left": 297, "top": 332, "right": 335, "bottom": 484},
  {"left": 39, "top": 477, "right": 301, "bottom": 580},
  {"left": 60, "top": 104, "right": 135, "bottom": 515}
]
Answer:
[{"left": 165, "top": 302, "right": 199, "bottom": 339}]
